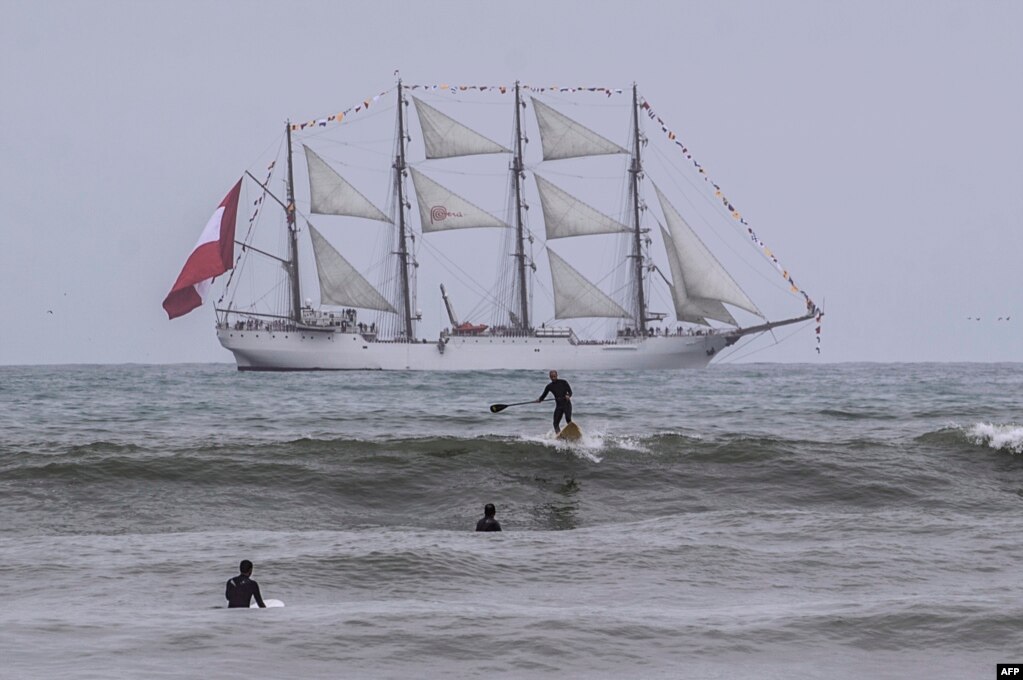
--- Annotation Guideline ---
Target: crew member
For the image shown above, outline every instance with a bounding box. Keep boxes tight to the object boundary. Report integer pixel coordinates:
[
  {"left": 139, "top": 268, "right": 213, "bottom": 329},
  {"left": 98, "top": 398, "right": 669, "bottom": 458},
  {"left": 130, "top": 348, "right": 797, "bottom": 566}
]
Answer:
[
  {"left": 225, "top": 559, "right": 266, "bottom": 608},
  {"left": 537, "top": 369, "right": 573, "bottom": 434},
  {"left": 476, "top": 503, "right": 502, "bottom": 532}
]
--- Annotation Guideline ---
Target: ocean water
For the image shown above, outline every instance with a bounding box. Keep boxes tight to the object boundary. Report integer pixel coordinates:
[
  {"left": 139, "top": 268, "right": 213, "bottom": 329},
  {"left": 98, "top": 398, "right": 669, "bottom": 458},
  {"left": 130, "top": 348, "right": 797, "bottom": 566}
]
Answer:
[{"left": 1, "top": 362, "right": 1022, "bottom": 679}]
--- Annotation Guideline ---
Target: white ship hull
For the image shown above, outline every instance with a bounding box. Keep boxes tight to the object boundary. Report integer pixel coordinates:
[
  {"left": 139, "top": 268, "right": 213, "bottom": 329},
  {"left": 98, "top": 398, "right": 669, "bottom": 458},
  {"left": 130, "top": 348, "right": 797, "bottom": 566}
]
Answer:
[{"left": 217, "top": 327, "right": 728, "bottom": 371}]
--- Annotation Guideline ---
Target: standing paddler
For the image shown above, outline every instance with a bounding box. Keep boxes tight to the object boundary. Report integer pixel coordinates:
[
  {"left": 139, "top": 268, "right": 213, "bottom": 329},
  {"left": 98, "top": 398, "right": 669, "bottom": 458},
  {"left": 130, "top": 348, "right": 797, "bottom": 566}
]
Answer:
[{"left": 537, "top": 370, "right": 573, "bottom": 434}]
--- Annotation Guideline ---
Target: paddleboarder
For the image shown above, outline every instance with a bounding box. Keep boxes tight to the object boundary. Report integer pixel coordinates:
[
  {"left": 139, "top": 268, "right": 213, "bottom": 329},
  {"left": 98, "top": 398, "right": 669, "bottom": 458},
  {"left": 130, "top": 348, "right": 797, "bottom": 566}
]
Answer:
[
  {"left": 225, "top": 559, "right": 266, "bottom": 608},
  {"left": 537, "top": 370, "right": 573, "bottom": 434}
]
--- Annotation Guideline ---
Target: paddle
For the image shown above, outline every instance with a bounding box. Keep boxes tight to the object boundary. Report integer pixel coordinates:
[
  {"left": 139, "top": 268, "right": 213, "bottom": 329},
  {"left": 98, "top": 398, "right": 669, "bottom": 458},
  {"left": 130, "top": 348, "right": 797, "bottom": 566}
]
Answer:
[{"left": 489, "top": 400, "right": 538, "bottom": 414}]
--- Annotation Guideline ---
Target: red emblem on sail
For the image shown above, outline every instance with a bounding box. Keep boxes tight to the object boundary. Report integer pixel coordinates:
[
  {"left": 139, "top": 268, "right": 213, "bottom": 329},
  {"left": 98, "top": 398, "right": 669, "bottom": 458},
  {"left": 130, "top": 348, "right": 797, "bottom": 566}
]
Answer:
[{"left": 429, "top": 205, "right": 464, "bottom": 225}]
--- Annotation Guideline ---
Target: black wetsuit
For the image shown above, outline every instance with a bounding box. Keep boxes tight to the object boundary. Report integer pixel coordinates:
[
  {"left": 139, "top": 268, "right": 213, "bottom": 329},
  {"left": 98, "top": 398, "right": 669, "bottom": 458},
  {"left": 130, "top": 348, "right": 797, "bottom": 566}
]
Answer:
[
  {"left": 225, "top": 573, "right": 266, "bottom": 608},
  {"left": 539, "top": 379, "right": 573, "bottom": 431},
  {"left": 476, "top": 516, "right": 502, "bottom": 531}
]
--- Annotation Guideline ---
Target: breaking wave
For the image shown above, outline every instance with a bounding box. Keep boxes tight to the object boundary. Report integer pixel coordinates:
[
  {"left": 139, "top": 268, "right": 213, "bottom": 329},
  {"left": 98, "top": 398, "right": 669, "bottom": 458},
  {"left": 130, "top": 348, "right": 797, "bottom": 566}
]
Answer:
[
  {"left": 916, "top": 422, "right": 1023, "bottom": 454},
  {"left": 963, "top": 422, "right": 1023, "bottom": 454}
]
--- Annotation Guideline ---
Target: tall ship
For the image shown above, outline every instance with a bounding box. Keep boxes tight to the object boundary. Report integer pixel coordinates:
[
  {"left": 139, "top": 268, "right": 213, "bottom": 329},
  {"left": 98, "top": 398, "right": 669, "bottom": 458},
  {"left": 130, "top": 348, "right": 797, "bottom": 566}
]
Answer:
[{"left": 164, "top": 79, "right": 821, "bottom": 370}]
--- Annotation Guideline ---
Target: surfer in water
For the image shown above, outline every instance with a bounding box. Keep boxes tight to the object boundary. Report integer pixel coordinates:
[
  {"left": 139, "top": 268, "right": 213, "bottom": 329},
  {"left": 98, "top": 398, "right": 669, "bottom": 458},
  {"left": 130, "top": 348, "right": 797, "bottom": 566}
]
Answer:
[
  {"left": 476, "top": 503, "right": 502, "bottom": 531},
  {"left": 537, "top": 370, "right": 573, "bottom": 434},
  {"left": 226, "top": 559, "right": 266, "bottom": 608}
]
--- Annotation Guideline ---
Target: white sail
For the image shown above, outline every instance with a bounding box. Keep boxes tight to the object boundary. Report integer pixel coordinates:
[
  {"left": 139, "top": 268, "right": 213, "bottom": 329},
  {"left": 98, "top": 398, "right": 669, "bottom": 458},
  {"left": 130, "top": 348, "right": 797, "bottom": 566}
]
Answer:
[
  {"left": 654, "top": 183, "right": 761, "bottom": 317},
  {"left": 304, "top": 146, "right": 390, "bottom": 223},
  {"left": 534, "top": 174, "right": 630, "bottom": 239},
  {"left": 412, "top": 97, "right": 509, "bottom": 159},
  {"left": 409, "top": 167, "right": 509, "bottom": 233},
  {"left": 547, "top": 248, "right": 629, "bottom": 320},
  {"left": 531, "top": 97, "right": 628, "bottom": 161},
  {"left": 660, "top": 226, "right": 734, "bottom": 326},
  {"left": 308, "top": 224, "right": 395, "bottom": 312}
]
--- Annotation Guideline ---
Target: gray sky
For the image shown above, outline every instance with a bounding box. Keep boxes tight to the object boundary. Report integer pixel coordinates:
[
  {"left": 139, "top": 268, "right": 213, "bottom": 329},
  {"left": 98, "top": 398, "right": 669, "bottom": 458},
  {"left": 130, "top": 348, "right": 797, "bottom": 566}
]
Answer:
[{"left": 2, "top": 0, "right": 1020, "bottom": 365}]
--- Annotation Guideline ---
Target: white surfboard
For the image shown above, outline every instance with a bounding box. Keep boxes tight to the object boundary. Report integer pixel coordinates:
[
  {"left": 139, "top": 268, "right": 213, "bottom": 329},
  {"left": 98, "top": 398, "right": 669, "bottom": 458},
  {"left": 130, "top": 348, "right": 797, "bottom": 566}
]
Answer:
[{"left": 251, "top": 598, "right": 285, "bottom": 608}]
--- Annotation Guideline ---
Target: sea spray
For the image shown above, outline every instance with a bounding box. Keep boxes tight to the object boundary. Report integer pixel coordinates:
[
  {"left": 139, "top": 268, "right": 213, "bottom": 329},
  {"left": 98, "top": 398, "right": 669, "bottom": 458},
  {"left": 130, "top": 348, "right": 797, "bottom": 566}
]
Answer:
[{"left": 965, "top": 422, "right": 1023, "bottom": 454}]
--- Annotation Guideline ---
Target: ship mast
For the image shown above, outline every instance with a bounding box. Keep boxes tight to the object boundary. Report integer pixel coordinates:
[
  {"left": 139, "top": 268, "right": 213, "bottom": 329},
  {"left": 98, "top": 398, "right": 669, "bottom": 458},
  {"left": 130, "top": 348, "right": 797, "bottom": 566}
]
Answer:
[
  {"left": 628, "top": 83, "right": 647, "bottom": 332},
  {"left": 512, "top": 81, "right": 530, "bottom": 331},
  {"left": 285, "top": 121, "right": 303, "bottom": 324},
  {"left": 394, "top": 80, "right": 415, "bottom": 340}
]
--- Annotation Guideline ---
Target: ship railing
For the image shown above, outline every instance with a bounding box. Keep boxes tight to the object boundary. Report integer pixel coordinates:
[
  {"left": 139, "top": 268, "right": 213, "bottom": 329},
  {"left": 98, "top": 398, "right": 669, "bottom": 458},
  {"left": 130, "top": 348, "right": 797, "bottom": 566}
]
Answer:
[
  {"left": 217, "top": 317, "right": 298, "bottom": 333},
  {"left": 361, "top": 336, "right": 432, "bottom": 344},
  {"left": 215, "top": 308, "right": 297, "bottom": 333},
  {"left": 534, "top": 326, "right": 573, "bottom": 338},
  {"left": 615, "top": 325, "right": 739, "bottom": 338},
  {"left": 483, "top": 327, "right": 536, "bottom": 338}
]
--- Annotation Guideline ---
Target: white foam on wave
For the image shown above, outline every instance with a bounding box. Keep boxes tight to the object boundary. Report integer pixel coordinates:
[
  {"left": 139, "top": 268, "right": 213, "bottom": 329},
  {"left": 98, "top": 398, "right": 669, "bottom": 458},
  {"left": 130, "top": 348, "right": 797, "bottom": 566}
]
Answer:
[
  {"left": 513, "top": 426, "right": 657, "bottom": 462},
  {"left": 511, "top": 430, "right": 599, "bottom": 462},
  {"left": 522, "top": 432, "right": 603, "bottom": 462},
  {"left": 565, "top": 435, "right": 604, "bottom": 463},
  {"left": 572, "top": 420, "right": 651, "bottom": 455},
  {"left": 965, "top": 422, "right": 1023, "bottom": 454}
]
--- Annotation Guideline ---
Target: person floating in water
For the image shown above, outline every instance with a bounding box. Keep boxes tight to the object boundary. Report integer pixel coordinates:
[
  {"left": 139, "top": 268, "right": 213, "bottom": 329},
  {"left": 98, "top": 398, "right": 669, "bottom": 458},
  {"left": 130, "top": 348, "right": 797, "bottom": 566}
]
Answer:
[
  {"left": 476, "top": 503, "right": 502, "bottom": 531},
  {"left": 226, "top": 559, "right": 266, "bottom": 608},
  {"left": 537, "top": 369, "right": 572, "bottom": 434}
]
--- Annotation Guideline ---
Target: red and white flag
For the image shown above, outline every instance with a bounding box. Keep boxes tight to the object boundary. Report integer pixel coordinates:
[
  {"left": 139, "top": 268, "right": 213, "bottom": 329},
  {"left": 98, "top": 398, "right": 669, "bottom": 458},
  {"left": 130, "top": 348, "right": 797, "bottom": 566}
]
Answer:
[{"left": 163, "top": 179, "right": 242, "bottom": 320}]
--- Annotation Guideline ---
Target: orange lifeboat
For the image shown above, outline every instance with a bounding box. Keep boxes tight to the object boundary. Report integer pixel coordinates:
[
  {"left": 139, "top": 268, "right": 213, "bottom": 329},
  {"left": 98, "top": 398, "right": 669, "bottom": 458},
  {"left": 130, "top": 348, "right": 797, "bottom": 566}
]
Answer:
[{"left": 453, "top": 322, "right": 488, "bottom": 335}]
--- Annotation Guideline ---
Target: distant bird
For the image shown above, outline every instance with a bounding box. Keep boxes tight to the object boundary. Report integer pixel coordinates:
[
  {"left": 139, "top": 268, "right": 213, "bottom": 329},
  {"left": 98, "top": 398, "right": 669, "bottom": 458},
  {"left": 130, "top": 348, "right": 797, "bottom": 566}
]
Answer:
[{"left": 46, "top": 310, "right": 53, "bottom": 315}]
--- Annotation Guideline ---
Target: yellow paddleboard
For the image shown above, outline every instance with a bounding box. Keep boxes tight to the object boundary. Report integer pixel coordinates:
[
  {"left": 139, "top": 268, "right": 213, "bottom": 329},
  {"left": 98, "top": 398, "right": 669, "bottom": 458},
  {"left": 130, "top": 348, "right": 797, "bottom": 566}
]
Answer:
[{"left": 555, "top": 421, "right": 582, "bottom": 442}]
